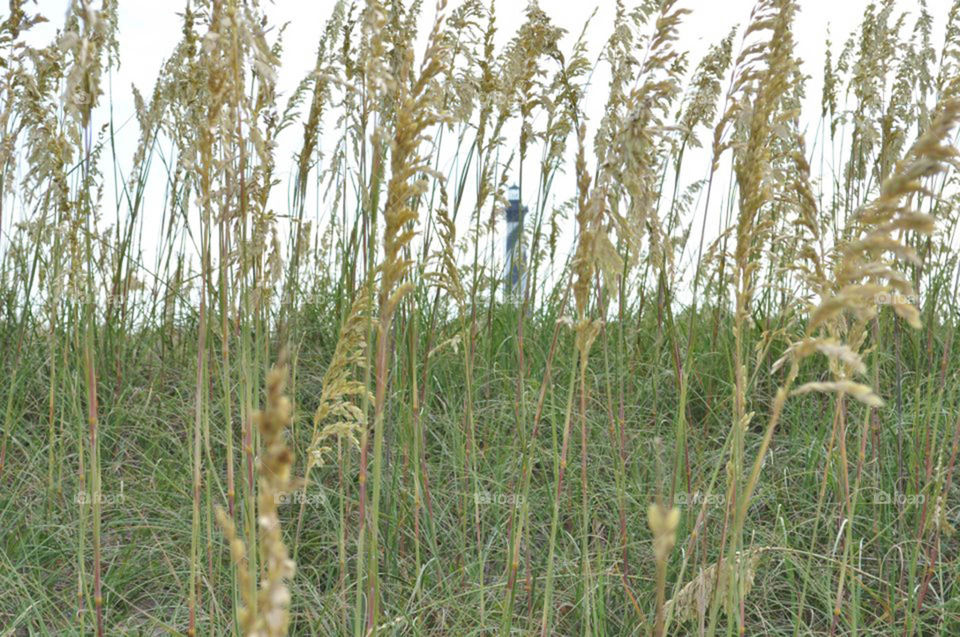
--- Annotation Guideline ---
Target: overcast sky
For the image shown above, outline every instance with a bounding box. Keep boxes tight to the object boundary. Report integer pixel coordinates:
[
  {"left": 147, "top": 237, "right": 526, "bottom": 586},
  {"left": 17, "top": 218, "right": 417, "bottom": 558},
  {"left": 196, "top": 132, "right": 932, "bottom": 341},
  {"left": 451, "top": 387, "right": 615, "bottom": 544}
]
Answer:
[
  {"left": 19, "top": 0, "right": 958, "bottom": 297},
  {"left": 29, "top": 1, "right": 951, "bottom": 124}
]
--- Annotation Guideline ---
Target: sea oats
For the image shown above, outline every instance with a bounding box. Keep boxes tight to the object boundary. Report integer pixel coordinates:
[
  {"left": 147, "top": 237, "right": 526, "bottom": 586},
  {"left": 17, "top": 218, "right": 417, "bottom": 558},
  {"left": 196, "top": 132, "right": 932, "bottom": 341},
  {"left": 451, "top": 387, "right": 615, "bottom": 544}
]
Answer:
[{"left": 216, "top": 356, "right": 296, "bottom": 637}]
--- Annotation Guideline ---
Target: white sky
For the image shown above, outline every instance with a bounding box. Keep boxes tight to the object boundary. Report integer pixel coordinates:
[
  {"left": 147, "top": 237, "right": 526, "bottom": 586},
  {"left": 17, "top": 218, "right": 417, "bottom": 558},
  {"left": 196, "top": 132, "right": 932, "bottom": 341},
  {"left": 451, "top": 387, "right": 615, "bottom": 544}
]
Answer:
[{"left": 17, "top": 0, "right": 958, "bottom": 301}]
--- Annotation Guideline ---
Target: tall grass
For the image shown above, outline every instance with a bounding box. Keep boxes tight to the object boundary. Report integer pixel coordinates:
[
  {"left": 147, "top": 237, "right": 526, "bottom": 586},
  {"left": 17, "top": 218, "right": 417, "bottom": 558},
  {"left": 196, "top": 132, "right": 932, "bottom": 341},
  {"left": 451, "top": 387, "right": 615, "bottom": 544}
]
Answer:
[{"left": 1, "top": 0, "right": 960, "bottom": 635}]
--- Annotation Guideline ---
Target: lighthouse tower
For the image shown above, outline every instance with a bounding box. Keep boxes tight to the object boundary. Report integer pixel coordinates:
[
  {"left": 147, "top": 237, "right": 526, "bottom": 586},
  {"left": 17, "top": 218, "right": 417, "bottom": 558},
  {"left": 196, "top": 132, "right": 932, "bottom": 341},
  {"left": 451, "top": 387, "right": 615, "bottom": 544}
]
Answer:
[{"left": 504, "top": 184, "right": 527, "bottom": 299}]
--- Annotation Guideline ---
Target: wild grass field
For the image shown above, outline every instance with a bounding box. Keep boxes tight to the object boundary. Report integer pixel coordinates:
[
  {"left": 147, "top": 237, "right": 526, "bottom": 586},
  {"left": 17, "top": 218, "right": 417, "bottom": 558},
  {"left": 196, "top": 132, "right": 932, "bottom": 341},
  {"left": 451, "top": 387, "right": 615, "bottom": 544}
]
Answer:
[{"left": 1, "top": 0, "right": 960, "bottom": 635}]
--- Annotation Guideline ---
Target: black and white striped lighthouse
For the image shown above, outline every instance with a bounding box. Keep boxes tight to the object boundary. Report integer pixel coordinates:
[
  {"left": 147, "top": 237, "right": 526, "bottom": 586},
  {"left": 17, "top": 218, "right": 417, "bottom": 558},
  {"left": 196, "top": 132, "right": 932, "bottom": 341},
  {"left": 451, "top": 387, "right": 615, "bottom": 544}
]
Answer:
[{"left": 504, "top": 184, "right": 527, "bottom": 299}]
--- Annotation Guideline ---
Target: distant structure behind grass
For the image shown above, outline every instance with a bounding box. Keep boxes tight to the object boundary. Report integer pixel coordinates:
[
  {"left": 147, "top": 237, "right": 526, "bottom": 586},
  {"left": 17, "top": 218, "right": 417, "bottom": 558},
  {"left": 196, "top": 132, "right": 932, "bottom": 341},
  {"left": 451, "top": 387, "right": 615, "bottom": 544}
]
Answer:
[{"left": 504, "top": 184, "right": 527, "bottom": 301}]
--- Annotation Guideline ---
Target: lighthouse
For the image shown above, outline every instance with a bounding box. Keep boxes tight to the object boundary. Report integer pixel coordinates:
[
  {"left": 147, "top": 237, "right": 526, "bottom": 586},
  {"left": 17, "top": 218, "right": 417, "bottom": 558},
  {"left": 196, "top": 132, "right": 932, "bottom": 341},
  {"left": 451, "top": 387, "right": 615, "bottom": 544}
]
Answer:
[{"left": 504, "top": 184, "right": 527, "bottom": 299}]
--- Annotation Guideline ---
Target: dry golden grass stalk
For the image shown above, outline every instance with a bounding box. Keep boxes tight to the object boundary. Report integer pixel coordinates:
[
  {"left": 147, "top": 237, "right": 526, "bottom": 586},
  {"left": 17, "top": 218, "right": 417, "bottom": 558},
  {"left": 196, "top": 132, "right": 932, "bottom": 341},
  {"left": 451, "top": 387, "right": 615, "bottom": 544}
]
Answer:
[
  {"left": 647, "top": 503, "right": 681, "bottom": 637},
  {"left": 426, "top": 192, "right": 465, "bottom": 310},
  {"left": 361, "top": 2, "right": 452, "bottom": 631},
  {"left": 679, "top": 28, "right": 735, "bottom": 150},
  {"left": 379, "top": 1, "right": 450, "bottom": 320},
  {"left": 214, "top": 508, "right": 255, "bottom": 632},
  {"left": 792, "top": 380, "right": 884, "bottom": 408},
  {"left": 569, "top": 121, "right": 612, "bottom": 366},
  {"left": 307, "top": 292, "right": 373, "bottom": 470},
  {"left": 217, "top": 357, "right": 296, "bottom": 637},
  {"left": 600, "top": 0, "right": 688, "bottom": 273},
  {"left": 253, "top": 362, "right": 296, "bottom": 637},
  {"left": 802, "top": 96, "right": 960, "bottom": 370},
  {"left": 664, "top": 549, "right": 761, "bottom": 628}
]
